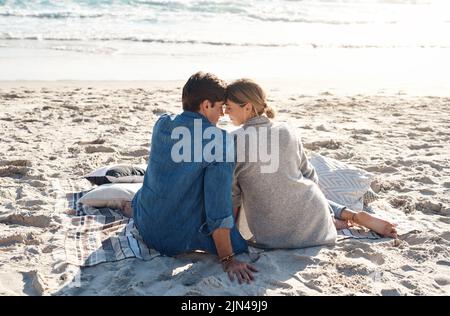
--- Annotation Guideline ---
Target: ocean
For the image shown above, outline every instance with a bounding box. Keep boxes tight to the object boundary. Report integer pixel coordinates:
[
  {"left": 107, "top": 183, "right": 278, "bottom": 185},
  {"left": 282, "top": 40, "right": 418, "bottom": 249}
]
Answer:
[{"left": 1, "top": 0, "right": 449, "bottom": 94}]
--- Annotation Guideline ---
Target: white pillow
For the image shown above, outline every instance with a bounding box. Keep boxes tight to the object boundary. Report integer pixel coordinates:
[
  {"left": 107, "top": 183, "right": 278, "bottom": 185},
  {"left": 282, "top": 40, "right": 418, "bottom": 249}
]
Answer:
[
  {"left": 84, "top": 164, "right": 147, "bottom": 185},
  {"left": 78, "top": 183, "right": 143, "bottom": 209},
  {"left": 310, "top": 153, "right": 373, "bottom": 211}
]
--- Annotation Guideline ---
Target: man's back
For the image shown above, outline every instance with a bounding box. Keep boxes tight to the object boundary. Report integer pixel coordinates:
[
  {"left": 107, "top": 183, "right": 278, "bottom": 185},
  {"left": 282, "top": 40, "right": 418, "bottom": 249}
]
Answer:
[{"left": 132, "top": 111, "right": 247, "bottom": 256}]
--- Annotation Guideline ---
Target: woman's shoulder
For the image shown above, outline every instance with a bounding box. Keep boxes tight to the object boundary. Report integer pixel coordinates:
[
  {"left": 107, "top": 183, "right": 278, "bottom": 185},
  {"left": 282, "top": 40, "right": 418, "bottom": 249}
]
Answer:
[{"left": 270, "top": 121, "right": 298, "bottom": 137}]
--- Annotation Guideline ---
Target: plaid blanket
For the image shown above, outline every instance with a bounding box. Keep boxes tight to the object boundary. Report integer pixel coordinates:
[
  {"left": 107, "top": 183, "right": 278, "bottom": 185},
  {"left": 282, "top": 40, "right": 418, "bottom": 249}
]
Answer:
[
  {"left": 63, "top": 191, "right": 158, "bottom": 267},
  {"left": 338, "top": 228, "right": 380, "bottom": 240},
  {"left": 61, "top": 190, "right": 381, "bottom": 267}
]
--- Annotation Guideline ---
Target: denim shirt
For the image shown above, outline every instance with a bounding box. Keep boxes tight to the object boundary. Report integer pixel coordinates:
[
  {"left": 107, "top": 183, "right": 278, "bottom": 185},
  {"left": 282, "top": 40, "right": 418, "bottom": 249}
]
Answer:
[{"left": 132, "top": 111, "right": 248, "bottom": 256}]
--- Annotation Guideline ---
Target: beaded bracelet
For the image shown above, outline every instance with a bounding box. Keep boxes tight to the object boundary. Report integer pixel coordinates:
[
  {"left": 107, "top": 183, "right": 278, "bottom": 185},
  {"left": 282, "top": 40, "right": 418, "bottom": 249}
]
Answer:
[{"left": 219, "top": 253, "right": 235, "bottom": 264}]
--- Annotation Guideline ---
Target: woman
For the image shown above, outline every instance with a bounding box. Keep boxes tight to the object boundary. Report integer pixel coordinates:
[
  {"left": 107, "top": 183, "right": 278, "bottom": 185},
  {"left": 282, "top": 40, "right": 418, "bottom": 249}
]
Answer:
[{"left": 225, "top": 79, "right": 397, "bottom": 249}]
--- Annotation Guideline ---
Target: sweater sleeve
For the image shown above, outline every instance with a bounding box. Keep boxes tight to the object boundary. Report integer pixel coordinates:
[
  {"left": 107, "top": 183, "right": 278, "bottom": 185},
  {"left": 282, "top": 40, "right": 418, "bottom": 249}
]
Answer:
[{"left": 298, "top": 137, "right": 319, "bottom": 184}]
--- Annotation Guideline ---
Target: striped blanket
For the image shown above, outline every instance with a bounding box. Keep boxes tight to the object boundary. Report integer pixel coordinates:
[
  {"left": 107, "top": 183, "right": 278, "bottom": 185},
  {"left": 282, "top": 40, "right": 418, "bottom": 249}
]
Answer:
[
  {"left": 64, "top": 191, "right": 158, "bottom": 267},
  {"left": 338, "top": 227, "right": 380, "bottom": 240},
  {"left": 63, "top": 191, "right": 380, "bottom": 267}
]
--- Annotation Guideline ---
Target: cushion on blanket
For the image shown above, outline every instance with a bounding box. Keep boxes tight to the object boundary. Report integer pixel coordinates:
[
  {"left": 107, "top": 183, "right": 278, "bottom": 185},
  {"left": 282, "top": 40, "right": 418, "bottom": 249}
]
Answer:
[
  {"left": 310, "top": 153, "right": 373, "bottom": 211},
  {"left": 78, "top": 183, "right": 142, "bottom": 209},
  {"left": 84, "top": 164, "right": 146, "bottom": 185},
  {"left": 363, "top": 187, "right": 380, "bottom": 205}
]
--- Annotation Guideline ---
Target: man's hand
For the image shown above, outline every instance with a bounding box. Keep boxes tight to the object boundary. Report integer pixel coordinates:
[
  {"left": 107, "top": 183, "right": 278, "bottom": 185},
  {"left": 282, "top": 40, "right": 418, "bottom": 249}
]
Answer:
[
  {"left": 211, "top": 227, "right": 258, "bottom": 283},
  {"left": 222, "top": 258, "right": 258, "bottom": 284}
]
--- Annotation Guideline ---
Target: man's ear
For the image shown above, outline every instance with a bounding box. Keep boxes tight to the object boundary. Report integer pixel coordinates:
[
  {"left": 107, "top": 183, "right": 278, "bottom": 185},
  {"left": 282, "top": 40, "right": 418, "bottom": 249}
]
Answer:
[{"left": 200, "top": 100, "right": 211, "bottom": 111}]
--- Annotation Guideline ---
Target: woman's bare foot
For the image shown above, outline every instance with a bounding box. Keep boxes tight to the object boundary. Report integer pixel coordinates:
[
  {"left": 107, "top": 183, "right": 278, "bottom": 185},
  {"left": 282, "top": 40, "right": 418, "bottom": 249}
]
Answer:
[
  {"left": 352, "top": 211, "right": 397, "bottom": 238},
  {"left": 119, "top": 200, "right": 133, "bottom": 218}
]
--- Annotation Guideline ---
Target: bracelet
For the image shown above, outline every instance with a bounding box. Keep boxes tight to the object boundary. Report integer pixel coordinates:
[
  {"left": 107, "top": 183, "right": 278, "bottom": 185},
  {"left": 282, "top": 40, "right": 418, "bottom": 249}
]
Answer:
[
  {"left": 219, "top": 253, "right": 235, "bottom": 264},
  {"left": 351, "top": 212, "right": 357, "bottom": 223}
]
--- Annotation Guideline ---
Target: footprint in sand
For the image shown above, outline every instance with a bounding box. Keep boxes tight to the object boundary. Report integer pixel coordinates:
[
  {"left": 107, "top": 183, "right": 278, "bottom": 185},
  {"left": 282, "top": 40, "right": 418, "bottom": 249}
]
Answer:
[
  {"left": 0, "top": 116, "right": 14, "bottom": 122},
  {"left": 409, "top": 176, "right": 437, "bottom": 184},
  {"left": 408, "top": 143, "right": 443, "bottom": 150},
  {"left": 0, "top": 160, "right": 32, "bottom": 168},
  {"left": 0, "top": 231, "right": 40, "bottom": 247},
  {"left": 436, "top": 260, "right": 450, "bottom": 267},
  {"left": 353, "top": 128, "right": 373, "bottom": 135},
  {"left": 77, "top": 138, "right": 106, "bottom": 145},
  {"left": 343, "top": 245, "right": 385, "bottom": 265},
  {"left": 389, "top": 196, "right": 415, "bottom": 213},
  {"left": 400, "top": 264, "right": 419, "bottom": 272},
  {"left": 415, "top": 200, "right": 445, "bottom": 214},
  {"left": 61, "top": 103, "right": 80, "bottom": 111},
  {"left": 72, "top": 118, "right": 91, "bottom": 123},
  {"left": 1, "top": 213, "right": 52, "bottom": 229},
  {"left": 0, "top": 160, "right": 32, "bottom": 178},
  {"left": 120, "top": 148, "right": 149, "bottom": 157},
  {"left": 152, "top": 108, "right": 166, "bottom": 115},
  {"left": 407, "top": 132, "right": 420, "bottom": 138},
  {"left": 0, "top": 233, "right": 26, "bottom": 247},
  {"left": 304, "top": 139, "right": 341, "bottom": 150},
  {"left": 416, "top": 126, "right": 433, "bottom": 132},
  {"left": 419, "top": 189, "right": 437, "bottom": 196},
  {"left": 401, "top": 231, "right": 431, "bottom": 246},
  {"left": 84, "top": 145, "right": 116, "bottom": 154},
  {"left": 351, "top": 134, "right": 369, "bottom": 141},
  {"left": 1, "top": 93, "right": 25, "bottom": 100},
  {"left": 365, "top": 164, "right": 398, "bottom": 173},
  {"left": 434, "top": 276, "right": 450, "bottom": 286},
  {"left": 315, "top": 124, "right": 330, "bottom": 132},
  {"left": 41, "top": 244, "right": 58, "bottom": 254},
  {"left": 380, "top": 288, "right": 402, "bottom": 296}
]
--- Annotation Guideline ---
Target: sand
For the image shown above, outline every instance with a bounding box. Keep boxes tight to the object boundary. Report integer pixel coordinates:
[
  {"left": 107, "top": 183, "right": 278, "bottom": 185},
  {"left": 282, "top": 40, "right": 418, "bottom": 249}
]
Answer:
[{"left": 0, "top": 81, "right": 449, "bottom": 296}]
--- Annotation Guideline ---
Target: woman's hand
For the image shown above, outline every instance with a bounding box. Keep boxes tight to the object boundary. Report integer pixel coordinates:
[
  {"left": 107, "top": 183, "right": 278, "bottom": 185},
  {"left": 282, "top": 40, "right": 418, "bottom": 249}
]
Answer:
[{"left": 222, "top": 258, "right": 258, "bottom": 284}]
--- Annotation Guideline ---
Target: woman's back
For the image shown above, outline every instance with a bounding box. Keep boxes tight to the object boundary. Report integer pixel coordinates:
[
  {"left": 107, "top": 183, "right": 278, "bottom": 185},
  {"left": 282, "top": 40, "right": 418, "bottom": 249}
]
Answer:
[{"left": 233, "top": 116, "right": 337, "bottom": 249}]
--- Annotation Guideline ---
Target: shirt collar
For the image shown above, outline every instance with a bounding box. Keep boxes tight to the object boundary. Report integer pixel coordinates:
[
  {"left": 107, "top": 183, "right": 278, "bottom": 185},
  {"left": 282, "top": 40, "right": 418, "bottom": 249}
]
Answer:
[{"left": 180, "top": 111, "right": 213, "bottom": 126}]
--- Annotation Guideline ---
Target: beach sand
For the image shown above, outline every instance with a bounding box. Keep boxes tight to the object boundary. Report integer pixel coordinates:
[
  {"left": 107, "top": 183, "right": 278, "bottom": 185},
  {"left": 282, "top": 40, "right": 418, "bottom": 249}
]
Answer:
[{"left": 0, "top": 81, "right": 449, "bottom": 295}]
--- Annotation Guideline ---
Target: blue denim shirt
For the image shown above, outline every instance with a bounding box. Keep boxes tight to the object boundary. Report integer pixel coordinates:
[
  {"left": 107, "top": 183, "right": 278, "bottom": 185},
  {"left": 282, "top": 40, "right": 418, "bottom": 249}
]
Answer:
[{"left": 132, "top": 111, "right": 248, "bottom": 256}]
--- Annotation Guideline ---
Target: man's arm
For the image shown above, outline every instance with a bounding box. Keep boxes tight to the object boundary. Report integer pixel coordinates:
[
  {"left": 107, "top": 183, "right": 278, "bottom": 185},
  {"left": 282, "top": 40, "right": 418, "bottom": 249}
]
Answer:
[
  {"left": 204, "top": 161, "right": 258, "bottom": 283},
  {"left": 211, "top": 228, "right": 258, "bottom": 284}
]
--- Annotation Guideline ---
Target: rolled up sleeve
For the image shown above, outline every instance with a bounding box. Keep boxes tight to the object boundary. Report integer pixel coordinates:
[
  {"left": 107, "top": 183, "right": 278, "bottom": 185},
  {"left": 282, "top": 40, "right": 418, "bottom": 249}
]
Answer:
[{"left": 200, "top": 161, "right": 235, "bottom": 235}]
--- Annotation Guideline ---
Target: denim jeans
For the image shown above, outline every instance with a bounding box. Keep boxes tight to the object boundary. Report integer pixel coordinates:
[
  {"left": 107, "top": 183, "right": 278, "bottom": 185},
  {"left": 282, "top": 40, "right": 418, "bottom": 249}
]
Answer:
[{"left": 328, "top": 200, "right": 347, "bottom": 220}]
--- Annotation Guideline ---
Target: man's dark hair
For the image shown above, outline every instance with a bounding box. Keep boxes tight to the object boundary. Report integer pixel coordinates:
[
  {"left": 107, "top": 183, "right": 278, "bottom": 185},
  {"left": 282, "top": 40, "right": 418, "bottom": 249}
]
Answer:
[{"left": 182, "top": 71, "right": 227, "bottom": 112}]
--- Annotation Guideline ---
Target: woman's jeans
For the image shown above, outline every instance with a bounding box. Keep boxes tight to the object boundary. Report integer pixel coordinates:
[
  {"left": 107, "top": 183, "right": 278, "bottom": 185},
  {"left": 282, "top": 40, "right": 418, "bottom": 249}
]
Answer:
[{"left": 328, "top": 200, "right": 347, "bottom": 220}]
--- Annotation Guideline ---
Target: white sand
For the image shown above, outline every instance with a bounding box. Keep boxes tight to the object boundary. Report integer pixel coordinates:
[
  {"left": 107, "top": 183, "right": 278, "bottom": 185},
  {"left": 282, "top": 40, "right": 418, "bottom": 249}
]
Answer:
[{"left": 0, "top": 81, "right": 449, "bottom": 296}]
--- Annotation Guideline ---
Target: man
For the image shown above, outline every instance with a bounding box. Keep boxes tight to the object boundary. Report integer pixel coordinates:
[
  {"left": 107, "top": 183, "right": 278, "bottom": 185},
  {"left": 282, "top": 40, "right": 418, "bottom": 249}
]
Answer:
[{"left": 129, "top": 72, "right": 257, "bottom": 284}]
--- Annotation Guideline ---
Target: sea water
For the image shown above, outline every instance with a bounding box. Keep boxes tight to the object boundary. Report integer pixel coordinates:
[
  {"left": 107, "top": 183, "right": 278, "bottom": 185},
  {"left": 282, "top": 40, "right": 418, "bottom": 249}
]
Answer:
[{"left": 0, "top": 0, "right": 449, "bottom": 94}]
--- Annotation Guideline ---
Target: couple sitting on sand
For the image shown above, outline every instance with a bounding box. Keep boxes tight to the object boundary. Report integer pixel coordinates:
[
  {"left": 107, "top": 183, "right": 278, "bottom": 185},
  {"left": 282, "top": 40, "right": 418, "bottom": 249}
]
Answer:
[{"left": 120, "top": 72, "right": 397, "bottom": 284}]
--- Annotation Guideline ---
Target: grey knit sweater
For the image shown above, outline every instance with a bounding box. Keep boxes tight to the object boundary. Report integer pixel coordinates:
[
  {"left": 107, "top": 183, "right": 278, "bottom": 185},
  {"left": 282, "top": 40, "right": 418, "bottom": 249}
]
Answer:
[{"left": 232, "top": 116, "right": 337, "bottom": 249}]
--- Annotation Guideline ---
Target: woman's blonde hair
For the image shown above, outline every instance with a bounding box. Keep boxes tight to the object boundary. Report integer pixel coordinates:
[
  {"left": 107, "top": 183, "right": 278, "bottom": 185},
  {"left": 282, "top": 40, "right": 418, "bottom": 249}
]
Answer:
[{"left": 226, "top": 78, "right": 276, "bottom": 119}]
